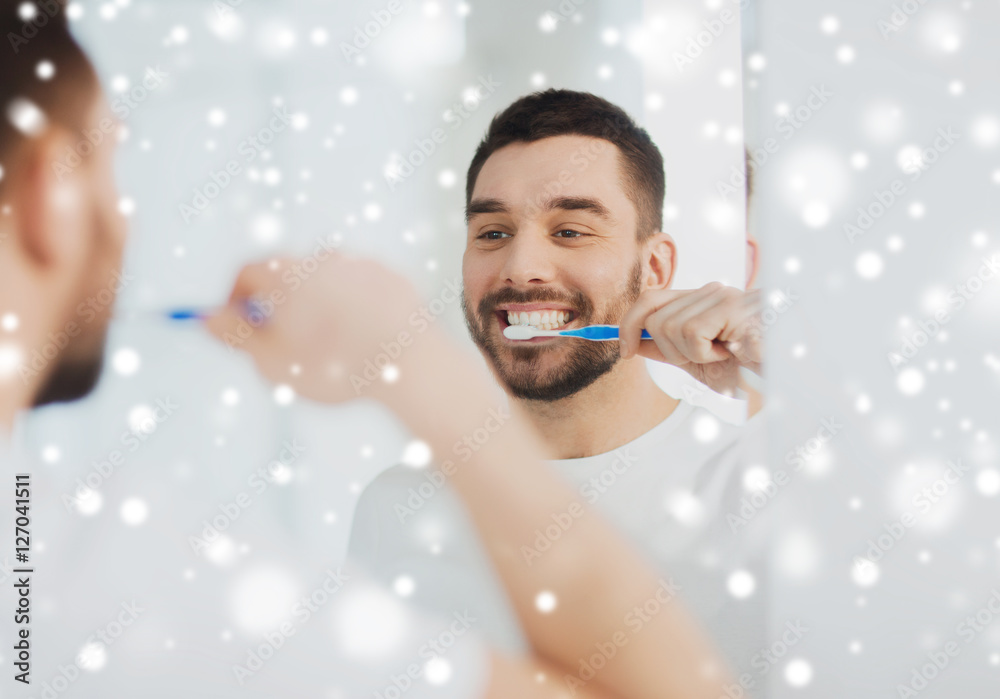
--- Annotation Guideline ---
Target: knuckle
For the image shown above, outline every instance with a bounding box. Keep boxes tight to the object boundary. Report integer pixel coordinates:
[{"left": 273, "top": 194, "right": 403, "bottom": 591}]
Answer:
[
  {"left": 680, "top": 320, "right": 701, "bottom": 341},
  {"left": 661, "top": 318, "right": 682, "bottom": 339}
]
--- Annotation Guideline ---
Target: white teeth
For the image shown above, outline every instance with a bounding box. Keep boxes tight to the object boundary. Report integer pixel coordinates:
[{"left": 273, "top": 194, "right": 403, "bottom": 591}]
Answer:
[{"left": 504, "top": 310, "right": 571, "bottom": 330}]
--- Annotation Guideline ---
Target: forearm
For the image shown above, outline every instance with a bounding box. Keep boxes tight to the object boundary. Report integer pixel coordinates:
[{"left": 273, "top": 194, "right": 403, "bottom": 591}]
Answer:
[
  {"left": 373, "top": 328, "right": 732, "bottom": 699},
  {"left": 484, "top": 652, "right": 625, "bottom": 699}
]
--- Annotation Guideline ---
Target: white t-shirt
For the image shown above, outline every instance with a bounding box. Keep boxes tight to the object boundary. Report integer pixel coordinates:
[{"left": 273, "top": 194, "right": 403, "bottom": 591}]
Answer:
[
  {"left": 0, "top": 430, "right": 488, "bottom": 698},
  {"left": 348, "top": 399, "right": 768, "bottom": 682}
]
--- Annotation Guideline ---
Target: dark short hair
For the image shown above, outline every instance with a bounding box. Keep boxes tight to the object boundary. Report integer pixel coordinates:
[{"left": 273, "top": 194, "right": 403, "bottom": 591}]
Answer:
[
  {"left": 1, "top": 0, "right": 99, "bottom": 198},
  {"left": 466, "top": 89, "right": 665, "bottom": 242}
]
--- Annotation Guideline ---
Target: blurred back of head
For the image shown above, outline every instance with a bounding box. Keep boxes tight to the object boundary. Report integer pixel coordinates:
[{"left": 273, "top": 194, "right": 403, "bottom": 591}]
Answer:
[{"left": 1, "top": 0, "right": 126, "bottom": 413}]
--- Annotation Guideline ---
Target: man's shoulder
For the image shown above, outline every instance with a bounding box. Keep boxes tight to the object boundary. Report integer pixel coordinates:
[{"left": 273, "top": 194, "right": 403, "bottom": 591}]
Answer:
[
  {"left": 347, "top": 461, "right": 470, "bottom": 561},
  {"left": 347, "top": 462, "right": 531, "bottom": 655},
  {"left": 354, "top": 462, "right": 465, "bottom": 523}
]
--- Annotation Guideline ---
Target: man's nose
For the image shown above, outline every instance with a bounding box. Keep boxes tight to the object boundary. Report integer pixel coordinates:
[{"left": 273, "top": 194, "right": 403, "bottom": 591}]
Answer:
[{"left": 499, "top": 230, "right": 557, "bottom": 285}]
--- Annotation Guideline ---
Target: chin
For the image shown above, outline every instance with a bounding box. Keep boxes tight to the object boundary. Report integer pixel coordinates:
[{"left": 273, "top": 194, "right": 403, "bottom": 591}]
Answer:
[{"left": 32, "top": 357, "right": 105, "bottom": 408}]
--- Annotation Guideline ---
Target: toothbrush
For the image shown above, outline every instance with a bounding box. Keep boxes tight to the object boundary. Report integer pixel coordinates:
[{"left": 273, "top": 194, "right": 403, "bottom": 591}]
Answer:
[
  {"left": 115, "top": 300, "right": 267, "bottom": 322},
  {"left": 503, "top": 324, "right": 653, "bottom": 341},
  {"left": 503, "top": 324, "right": 746, "bottom": 357}
]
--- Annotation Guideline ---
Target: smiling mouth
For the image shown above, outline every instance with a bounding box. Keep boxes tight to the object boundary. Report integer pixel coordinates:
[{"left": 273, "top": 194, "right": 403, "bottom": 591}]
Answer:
[{"left": 495, "top": 309, "right": 577, "bottom": 339}]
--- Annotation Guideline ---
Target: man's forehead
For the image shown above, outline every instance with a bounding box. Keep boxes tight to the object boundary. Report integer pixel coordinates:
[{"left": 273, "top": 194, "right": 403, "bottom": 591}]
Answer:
[
  {"left": 470, "top": 134, "right": 629, "bottom": 216},
  {"left": 475, "top": 134, "right": 619, "bottom": 184}
]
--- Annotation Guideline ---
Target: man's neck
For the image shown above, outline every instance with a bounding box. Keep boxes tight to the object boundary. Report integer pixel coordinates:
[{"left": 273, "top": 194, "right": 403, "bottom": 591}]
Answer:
[{"left": 513, "top": 358, "right": 679, "bottom": 460}]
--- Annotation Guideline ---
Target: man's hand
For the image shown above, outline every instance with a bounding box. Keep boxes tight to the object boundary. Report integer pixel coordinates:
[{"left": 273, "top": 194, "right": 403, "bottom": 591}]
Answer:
[
  {"left": 204, "top": 254, "right": 427, "bottom": 405},
  {"left": 618, "top": 282, "right": 763, "bottom": 395}
]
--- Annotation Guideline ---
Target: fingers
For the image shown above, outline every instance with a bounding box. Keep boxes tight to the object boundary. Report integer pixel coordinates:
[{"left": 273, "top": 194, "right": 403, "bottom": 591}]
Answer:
[
  {"left": 227, "top": 259, "right": 288, "bottom": 303},
  {"left": 717, "top": 289, "right": 762, "bottom": 342},
  {"left": 716, "top": 289, "right": 765, "bottom": 366},
  {"left": 203, "top": 301, "right": 253, "bottom": 345},
  {"left": 620, "top": 289, "right": 682, "bottom": 359},
  {"left": 650, "top": 286, "right": 736, "bottom": 365},
  {"left": 619, "top": 288, "right": 696, "bottom": 359},
  {"left": 620, "top": 281, "right": 767, "bottom": 380},
  {"left": 624, "top": 282, "right": 741, "bottom": 365},
  {"left": 203, "top": 259, "right": 291, "bottom": 351}
]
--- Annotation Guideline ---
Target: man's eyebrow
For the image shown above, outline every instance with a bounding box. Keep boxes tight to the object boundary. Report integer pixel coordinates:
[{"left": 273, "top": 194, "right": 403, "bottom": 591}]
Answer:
[
  {"left": 466, "top": 195, "right": 615, "bottom": 224},
  {"left": 543, "top": 196, "right": 614, "bottom": 222},
  {"left": 466, "top": 198, "right": 509, "bottom": 223}
]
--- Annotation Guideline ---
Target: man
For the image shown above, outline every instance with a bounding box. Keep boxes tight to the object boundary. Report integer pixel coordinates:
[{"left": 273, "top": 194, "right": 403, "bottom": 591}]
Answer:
[
  {"left": 349, "top": 90, "right": 768, "bottom": 685},
  {"left": 0, "top": 5, "right": 732, "bottom": 697}
]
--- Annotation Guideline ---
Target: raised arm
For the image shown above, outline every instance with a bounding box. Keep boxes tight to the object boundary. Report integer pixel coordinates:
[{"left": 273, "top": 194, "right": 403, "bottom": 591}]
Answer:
[{"left": 206, "top": 254, "right": 735, "bottom": 699}]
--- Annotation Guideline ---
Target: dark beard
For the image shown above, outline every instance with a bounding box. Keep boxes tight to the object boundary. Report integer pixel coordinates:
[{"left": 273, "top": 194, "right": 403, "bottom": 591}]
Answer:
[
  {"left": 32, "top": 350, "right": 105, "bottom": 407},
  {"left": 463, "top": 260, "right": 643, "bottom": 402}
]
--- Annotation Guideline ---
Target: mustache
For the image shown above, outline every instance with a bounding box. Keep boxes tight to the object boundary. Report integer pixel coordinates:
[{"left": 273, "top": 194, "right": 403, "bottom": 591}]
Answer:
[{"left": 476, "top": 287, "right": 595, "bottom": 319}]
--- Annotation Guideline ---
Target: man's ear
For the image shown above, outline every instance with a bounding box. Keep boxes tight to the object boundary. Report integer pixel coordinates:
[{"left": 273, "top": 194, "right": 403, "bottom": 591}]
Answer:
[
  {"left": 12, "top": 129, "right": 90, "bottom": 271},
  {"left": 746, "top": 235, "right": 759, "bottom": 290},
  {"left": 644, "top": 231, "right": 677, "bottom": 290}
]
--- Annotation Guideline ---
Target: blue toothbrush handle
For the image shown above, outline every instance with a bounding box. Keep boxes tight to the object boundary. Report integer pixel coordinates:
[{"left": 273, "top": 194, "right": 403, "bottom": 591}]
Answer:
[
  {"left": 163, "top": 299, "right": 265, "bottom": 321},
  {"left": 164, "top": 308, "right": 212, "bottom": 321},
  {"left": 561, "top": 325, "right": 652, "bottom": 341}
]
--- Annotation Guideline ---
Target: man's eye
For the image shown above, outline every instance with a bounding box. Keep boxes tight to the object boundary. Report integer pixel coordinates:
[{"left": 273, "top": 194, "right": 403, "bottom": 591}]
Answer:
[
  {"left": 479, "top": 230, "right": 509, "bottom": 240},
  {"left": 555, "top": 229, "right": 585, "bottom": 238}
]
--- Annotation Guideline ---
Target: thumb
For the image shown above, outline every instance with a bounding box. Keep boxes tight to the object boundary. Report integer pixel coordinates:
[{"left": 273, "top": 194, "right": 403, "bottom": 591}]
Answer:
[
  {"left": 203, "top": 301, "right": 264, "bottom": 355},
  {"left": 203, "top": 260, "right": 282, "bottom": 349}
]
